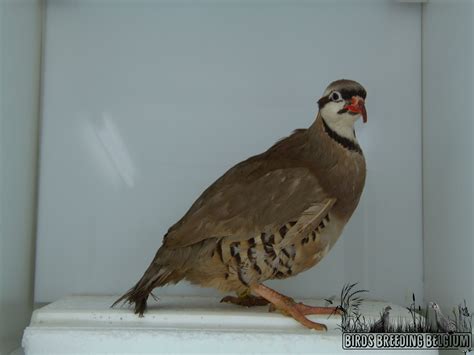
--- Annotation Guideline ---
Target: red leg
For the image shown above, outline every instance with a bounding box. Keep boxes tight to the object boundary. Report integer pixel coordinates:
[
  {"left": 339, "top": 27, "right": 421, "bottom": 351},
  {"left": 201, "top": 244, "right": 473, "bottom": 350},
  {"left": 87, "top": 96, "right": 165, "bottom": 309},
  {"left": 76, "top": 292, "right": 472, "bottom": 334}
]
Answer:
[
  {"left": 251, "top": 284, "right": 329, "bottom": 331},
  {"left": 294, "top": 302, "right": 342, "bottom": 316}
]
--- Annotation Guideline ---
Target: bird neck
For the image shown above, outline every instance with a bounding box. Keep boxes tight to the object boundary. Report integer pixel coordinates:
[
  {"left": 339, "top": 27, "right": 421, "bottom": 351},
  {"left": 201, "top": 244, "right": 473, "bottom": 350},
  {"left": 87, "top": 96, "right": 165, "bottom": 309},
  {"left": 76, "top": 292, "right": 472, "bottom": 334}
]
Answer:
[
  {"left": 309, "top": 113, "right": 362, "bottom": 155},
  {"left": 305, "top": 113, "right": 366, "bottom": 220}
]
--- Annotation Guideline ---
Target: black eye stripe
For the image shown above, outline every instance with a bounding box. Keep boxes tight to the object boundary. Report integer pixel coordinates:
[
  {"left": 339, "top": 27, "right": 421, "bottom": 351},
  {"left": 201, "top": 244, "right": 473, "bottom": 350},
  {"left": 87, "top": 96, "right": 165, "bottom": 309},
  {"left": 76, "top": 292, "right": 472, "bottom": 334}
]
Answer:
[
  {"left": 318, "top": 88, "right": 366, "bottom": 109},
  {"left": 317, "top": 95, "right": 330, "bottom": 109},
  {"left": 339, "top": 89, "right": 367, "bottom": 100}
]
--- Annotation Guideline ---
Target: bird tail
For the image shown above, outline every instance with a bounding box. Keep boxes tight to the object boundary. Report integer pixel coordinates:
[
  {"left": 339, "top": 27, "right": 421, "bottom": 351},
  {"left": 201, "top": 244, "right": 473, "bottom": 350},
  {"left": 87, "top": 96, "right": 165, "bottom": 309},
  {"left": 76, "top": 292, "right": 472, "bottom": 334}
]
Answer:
[{"left": 112, "top": 254, "right": 177, "bottom": 316}]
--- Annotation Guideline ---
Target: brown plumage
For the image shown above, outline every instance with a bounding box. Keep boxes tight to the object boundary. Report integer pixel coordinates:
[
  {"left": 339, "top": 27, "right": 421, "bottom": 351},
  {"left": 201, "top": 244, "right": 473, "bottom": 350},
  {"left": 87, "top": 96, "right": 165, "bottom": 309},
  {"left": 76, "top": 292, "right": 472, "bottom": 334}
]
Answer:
[{"left": 114, "top": 79, "right": 368, "bottom": 330}]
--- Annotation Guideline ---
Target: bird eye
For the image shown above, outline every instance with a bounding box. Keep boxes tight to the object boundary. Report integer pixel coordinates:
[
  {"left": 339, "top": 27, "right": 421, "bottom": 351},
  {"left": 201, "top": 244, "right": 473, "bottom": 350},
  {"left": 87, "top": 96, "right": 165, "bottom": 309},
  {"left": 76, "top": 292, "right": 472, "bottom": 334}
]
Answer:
[{"left": 330, "top": 91, "right": 342, "bottom": 102}]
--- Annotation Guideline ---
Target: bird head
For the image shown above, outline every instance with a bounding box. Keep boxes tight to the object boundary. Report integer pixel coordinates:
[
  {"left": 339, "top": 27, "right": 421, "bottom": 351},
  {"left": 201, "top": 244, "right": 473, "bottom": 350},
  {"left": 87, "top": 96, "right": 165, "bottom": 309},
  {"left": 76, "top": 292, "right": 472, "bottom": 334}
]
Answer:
[
  {"left": 430, "top": 302, "right": 441, "bottom": 311},
  {"left": 384, "top": 306, "right": 392, "bottom": 312},
  {"left": 317, "top": 79, "right": 367, "bottom": 141}
]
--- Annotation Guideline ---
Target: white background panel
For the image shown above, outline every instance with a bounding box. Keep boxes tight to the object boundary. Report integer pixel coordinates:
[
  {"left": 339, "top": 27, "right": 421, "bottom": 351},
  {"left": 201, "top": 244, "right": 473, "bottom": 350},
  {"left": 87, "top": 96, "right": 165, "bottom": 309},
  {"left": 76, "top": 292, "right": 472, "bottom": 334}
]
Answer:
[
  {"left": 35, "top": 0, "right": 422, "bottom": 305},
  {"left": 422, "top": 0, "right": 474, "bottom": 310},
  {"left": 0, "top": 1, "right": 42, "bottom": 352}
]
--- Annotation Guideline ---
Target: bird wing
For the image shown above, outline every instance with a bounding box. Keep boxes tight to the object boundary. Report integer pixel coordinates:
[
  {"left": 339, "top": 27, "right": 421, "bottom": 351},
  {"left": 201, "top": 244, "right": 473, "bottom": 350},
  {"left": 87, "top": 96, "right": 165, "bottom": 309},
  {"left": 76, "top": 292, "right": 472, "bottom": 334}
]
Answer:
[{"left": 163, "top": 156, "right": 335, "bottom": 249}]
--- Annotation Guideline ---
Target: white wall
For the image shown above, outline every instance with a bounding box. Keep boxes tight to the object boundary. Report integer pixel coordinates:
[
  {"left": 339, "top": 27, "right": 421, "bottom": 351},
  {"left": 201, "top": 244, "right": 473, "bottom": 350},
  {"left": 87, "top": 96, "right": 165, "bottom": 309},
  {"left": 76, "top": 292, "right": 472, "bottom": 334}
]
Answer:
[
  {"left": 0, "top": 0, "right": 42, "bottom": 353},
  {"left": 35, "top": 0, "right": 423, "bottom": 307},
  {"left": 423, "top": 0, "right": 474, "bottom": 311}
]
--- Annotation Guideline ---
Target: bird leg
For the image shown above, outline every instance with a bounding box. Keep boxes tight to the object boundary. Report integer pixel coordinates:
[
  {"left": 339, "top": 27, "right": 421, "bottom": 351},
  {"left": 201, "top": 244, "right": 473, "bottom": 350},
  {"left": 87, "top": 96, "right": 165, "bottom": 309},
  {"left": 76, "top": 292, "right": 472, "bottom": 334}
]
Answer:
[
  {"left": 269, "top": 302, "right": 342, "bottom": 316},
  {"left": 220, "top": 289, "right": 270, "bottom": 307},
  {"left": 251, "top": 284, "right": 340, "bottom": 331}
]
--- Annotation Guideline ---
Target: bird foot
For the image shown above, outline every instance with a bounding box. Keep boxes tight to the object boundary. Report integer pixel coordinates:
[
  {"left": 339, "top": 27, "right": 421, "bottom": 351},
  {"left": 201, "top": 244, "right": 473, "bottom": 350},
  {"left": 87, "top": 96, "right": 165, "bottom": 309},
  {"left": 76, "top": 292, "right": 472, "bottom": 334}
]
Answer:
[
  {"left": 251, "top": 284, "right": 332, "bottom": 331},
  {"left": 220, "top": 294, "right": 270, "bottom": 307}
]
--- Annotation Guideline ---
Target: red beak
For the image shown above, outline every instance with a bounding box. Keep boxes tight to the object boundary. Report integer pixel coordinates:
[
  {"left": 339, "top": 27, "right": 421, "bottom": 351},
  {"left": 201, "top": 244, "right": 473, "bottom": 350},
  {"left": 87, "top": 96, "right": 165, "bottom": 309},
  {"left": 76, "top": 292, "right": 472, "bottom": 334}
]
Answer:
[{"left": 345, "top": 96, "right": 367, "bottom": 123}]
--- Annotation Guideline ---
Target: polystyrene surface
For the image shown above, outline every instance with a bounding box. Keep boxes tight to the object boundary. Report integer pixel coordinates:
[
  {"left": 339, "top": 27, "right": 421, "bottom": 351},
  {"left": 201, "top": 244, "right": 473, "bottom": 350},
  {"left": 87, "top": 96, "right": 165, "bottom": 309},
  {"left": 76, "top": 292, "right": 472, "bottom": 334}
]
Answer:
[{"left": 23, "top": 296, "right": 438, "bottom": 354}]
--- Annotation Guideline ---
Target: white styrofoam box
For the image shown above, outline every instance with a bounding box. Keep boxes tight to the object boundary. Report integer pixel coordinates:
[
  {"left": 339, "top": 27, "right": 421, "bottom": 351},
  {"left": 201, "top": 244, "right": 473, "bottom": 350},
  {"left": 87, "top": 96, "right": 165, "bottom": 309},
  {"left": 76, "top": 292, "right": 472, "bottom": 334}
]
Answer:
[
  {"left": 22, "top": 296, "right": 438, "bottom": 354},
  {"left": 35, "top": 0, "right": 423, "bottom": 306}
]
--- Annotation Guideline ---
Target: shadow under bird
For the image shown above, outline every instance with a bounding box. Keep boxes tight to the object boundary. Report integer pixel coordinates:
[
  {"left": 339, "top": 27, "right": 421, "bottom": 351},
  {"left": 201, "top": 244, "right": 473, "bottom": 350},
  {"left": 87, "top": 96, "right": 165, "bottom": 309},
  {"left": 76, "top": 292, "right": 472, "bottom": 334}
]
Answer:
[{"left": 114, "top": 79, "right": 368, "bottom": 331}]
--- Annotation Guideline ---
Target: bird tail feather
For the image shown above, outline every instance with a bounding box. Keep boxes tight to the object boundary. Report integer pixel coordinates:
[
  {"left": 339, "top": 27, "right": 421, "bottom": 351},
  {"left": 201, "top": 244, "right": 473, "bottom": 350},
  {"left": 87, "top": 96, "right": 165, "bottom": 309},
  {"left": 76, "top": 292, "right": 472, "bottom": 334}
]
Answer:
[{"left": 112, "top": 261, "right": 173, "bottom": 316}]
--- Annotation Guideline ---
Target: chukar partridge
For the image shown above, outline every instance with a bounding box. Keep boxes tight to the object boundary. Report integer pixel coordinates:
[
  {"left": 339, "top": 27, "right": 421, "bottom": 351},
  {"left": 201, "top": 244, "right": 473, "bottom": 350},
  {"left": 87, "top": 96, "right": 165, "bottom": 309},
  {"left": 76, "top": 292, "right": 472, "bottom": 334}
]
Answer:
[{"left": 114, "top": 79, "right": 368, "bottom": 331}]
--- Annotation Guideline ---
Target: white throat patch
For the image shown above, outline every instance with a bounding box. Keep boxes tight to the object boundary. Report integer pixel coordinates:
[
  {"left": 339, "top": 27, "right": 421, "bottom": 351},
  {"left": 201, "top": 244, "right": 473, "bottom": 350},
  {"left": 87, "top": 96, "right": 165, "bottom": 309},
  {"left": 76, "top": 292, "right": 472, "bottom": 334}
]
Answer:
[
  {"left": 322, "top": 115, "right": 358, "bottom": 141},
  {"left": 320, "top": 101, "right": 360, "bottom": 142}
]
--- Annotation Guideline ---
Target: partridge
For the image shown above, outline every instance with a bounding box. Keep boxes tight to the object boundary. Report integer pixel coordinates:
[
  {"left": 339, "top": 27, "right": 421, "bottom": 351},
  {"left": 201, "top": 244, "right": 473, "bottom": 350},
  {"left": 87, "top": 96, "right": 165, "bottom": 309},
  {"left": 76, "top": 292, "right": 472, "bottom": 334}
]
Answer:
[
  {"left": 372, "top": 306, "right": 392, "bottom": 333},
  {"left": 430, "top": 302, "right": 456, "bottom": 333},
  {"left": 114, "top": 79, "right": 368, "bottom": 331}
]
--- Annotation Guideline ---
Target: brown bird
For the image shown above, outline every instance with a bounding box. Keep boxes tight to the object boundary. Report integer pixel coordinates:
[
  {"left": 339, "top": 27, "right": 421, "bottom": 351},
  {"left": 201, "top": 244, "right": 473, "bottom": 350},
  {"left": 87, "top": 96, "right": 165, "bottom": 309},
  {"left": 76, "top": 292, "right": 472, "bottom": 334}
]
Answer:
[{"left": 114, "top": 79, "right": 368, "bottom": 331}]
